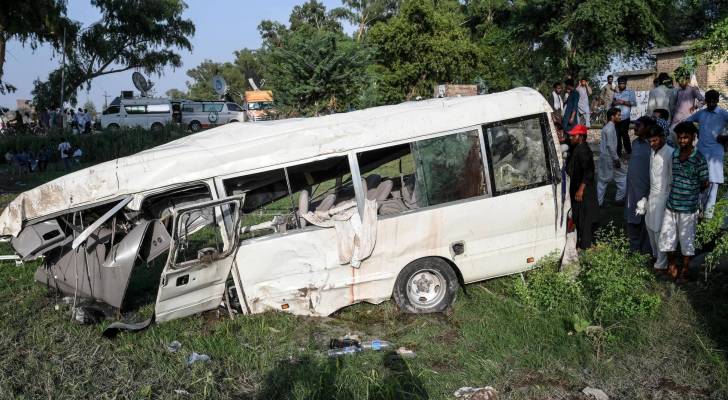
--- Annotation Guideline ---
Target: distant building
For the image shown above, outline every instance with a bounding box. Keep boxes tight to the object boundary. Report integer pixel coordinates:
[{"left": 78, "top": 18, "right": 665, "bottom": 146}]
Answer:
[
  {"left": 616, "top": 41, "right": 728, "bottom": 94},
  {"left": 614, "top": 41, "right": 728, "bottom": 117}
]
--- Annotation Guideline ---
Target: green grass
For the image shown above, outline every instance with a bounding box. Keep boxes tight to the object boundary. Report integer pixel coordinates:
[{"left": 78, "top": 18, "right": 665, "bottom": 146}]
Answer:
[
  {"left": 1, "top": 136, "right": 728, "bottom": 399},
  {"left": 0, "top": 243, "right": 726, "bottom": 399}
]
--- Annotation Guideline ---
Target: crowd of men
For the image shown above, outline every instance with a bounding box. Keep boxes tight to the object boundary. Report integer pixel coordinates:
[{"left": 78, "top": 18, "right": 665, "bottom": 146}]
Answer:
[
  {"left": 4, "top": 137, "right": 83, "bottom": 175},
  {"left": 36, "top": 107, "right": 94, "bottom": 134},
  {"left": 557, "top": 73, "right": 727, "bottom": 283}
]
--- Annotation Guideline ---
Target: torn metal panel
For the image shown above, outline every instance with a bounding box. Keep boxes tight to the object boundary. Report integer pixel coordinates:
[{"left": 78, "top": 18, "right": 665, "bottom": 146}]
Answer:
[
  {"left": 36, "top": 220, "right": 170, "bottom": 309},
  {"left": 11, "top": 219, "right": 66, "bottom": 259}
]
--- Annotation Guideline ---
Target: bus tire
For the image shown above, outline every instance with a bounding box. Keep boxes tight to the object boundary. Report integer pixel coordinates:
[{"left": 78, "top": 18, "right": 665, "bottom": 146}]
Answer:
[
  {"left": 393, "top": 257, "right": 458, "bottom": 314},
  {"left": 151, "top": 122, "right": 164, "bottom": 132},
  {"left": 189, "top": 121, "right": 202, "bottom": 132}
]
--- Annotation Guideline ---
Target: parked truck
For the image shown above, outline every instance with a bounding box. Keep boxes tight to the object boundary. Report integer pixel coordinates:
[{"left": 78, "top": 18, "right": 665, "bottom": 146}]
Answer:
[{"left": 244, "top": 90, "right": 275, "bottom": 121}]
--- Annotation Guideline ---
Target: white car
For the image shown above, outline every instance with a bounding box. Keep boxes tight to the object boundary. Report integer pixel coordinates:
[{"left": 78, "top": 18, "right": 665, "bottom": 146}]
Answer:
[
  {"left": 180, "top": 101, "right": 246, "bottom": 132},
  {"left": 100, "top": 98, "right": 172, "bottom": 131}
]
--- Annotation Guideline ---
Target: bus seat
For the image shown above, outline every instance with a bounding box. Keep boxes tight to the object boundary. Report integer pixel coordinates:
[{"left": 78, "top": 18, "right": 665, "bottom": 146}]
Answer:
[
  {"left": 315, "top": 193, "right": 337, "bottom": 212},
  {"left": 298, "top": 189, "right": 309, "bottom": 228},
  {"left": 368, "top": 179, "right": 393, "bottom": 202}
]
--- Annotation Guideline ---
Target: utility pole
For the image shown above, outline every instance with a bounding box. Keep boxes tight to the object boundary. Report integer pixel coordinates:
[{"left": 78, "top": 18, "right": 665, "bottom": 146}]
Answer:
[
  {"left": 103, "top": 91, "right": 110, "bottom": 109},
  {"left": 59, "top": 26, "right": 66, "bottom": 127}
]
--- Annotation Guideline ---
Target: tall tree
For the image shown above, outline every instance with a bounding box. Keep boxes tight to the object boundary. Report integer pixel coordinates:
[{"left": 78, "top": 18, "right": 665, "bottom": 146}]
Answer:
[
  {"left": 0, "top": 0, "right": 77, "bottom": 93},
  {"left": 693, "top": 16, "right": 728, "bottom": 64},
  {"left": 339, "top": 0, "right": 400, "bottom": 41},
  {"left": 32, "top": 0, "right": 194, "bottom": 108},
  {"left": 289, "top": 0, "right": 348, "bottom": 33},
  {"left": 505, "top": 0, "right": 665, "bottom": 82},
  {"left": 165, "top": 88, "right": 187, "bottom": 99},
  {"left": 185, "top": 50, "right": 262, "bottom": 101},
  {"left": 367, "top": 0, "right": 479, "bottom": 102}
]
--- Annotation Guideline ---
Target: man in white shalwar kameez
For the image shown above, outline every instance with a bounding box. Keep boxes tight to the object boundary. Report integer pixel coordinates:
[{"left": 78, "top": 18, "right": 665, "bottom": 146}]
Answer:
[
  {"left": 639, "top": 125, "right": 673, "bottom": 270},
  {"left": 597, "top": 107, "right": 626, "bottom": 206}
]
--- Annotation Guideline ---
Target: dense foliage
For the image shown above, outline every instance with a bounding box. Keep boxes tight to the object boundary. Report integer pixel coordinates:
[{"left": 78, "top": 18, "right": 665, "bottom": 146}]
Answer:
[
  {"left": 176, "top": 0, "right": 728, "bottom": 117},
  {"left": 515, "top": 226, "right": 661, "bottom": 330},
  {"left": 31, "top": 0, "right": 194, "bottom": 109}
]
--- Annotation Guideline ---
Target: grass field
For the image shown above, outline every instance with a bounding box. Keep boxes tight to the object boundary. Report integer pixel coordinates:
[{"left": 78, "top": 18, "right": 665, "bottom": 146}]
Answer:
[{"left": 1, "top": 149, "right": 728, "bottom": 399}]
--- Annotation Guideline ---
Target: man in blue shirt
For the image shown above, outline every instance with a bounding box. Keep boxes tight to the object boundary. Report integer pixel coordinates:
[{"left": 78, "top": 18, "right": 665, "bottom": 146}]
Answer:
[
  {"left": 685, "top": 89, "right": 728, "bottom": 218},
  {"left": 562, "top": 79, "right": 580, "bottom": 134},
  {"left": 625, "top": 116, "right": 654, "bottom": 254},
  {"left": 612, "top": 76, "right": 637, "bottom": 155}
]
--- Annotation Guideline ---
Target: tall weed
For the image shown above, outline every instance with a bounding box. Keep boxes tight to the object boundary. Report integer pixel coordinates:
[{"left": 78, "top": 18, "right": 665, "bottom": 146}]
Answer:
[{"left": 516, "top": 224, "right": 661, "bottom": 330}]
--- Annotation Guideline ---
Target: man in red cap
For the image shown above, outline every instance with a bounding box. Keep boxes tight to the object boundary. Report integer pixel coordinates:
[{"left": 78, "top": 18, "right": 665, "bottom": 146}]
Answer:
[{"left": 566, "top": 124, "right": 599, "bottom": 249}]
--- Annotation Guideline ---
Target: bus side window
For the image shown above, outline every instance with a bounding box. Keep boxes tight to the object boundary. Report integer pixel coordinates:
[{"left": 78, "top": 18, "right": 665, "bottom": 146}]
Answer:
[
  {"left": 484, "top": 116, "right": 551, "bottom": 194},
  {"left": 357, "top": 143, "right": 418, "bottom": 216},
  {"left": 412, "top": 130, "right": 487, "bottom": 207}
]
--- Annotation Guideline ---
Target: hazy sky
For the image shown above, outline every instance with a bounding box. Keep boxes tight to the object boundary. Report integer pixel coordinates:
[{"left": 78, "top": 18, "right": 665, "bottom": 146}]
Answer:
[{"left": 0, "top": 0, "right": 348, "bottom": 110}]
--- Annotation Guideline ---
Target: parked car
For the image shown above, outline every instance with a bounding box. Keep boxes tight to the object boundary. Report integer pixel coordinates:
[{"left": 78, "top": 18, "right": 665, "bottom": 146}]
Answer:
[
  {"left": 100, "top": 98, "right": 172, "bottom": 131},
  {"left": 180, "top": 101, "right": 246, "bottom": 132},
  {"left": 0, "top": 88, "right": 569, "bottom": 326}
]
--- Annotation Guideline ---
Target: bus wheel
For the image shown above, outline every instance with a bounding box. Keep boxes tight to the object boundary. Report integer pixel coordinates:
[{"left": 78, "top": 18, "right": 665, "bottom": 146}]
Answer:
[
  {"left": 393, "top": 257, "right": 458, "bottom": 314},
  {"left": 151, "top": 122, "right": 164, "bottom": 132},
  {"left": 189, "top": 121, "right": 202, "bottom": 132}
]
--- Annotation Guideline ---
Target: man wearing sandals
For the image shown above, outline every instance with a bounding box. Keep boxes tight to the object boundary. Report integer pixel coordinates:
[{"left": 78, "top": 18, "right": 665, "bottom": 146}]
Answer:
[{"left": 659, "top": 122, "right": 709, "bottom": 282}]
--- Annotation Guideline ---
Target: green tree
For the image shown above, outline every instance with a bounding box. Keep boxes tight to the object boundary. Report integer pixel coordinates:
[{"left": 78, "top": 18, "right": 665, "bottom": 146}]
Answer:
[
  {"left": 0, "top": 0, "right": 77, "bottom": 93},
  {"left": 366, "top": 0, "right": 479, "bottom": 102},
  {"left": 165, "top": 88, "right": 187, "bottom": 100},
  {"left": 82, "top": 99, "right": 97, "bottom": 118},
  {"left": 693, "top": 16, "right": 728, "bottom": 64},
  {"left": 498, "top": 0, "right": 664, "bottom": 83},
  {"left": 32, "top": 0, "right": 194, "bottom": 108},
  {"left": 339, "top": 0, "right": 400, "bottom": 41},
  {"left": 289, "top": 0, "right": 347, "bottom": 33},
  {"left": 261, "top": 29, "right": 371, "bottom": 116},
  {"left": 185, "top": 50, "right": 262, "bottom": 102}
]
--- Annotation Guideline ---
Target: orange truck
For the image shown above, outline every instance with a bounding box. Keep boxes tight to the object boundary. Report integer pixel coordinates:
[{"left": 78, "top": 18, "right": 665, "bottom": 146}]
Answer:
[{"left": 244, "top": 90, "right": 275, "bottom": 121}]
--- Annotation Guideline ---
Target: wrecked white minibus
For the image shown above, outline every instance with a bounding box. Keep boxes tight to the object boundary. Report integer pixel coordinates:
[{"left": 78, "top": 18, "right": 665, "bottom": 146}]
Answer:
[{"left": 0, "top": 87, "right": 569, "bottom": 323}]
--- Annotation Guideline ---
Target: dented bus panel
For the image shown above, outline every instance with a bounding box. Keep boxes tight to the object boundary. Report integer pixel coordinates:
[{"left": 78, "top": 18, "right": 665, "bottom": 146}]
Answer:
[{"left": 0, "top": 88, "right": 569, "bottom": 323}]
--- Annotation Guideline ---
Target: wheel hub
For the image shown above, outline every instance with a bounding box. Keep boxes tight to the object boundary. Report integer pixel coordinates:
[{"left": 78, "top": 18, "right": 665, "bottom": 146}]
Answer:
[{"left": 406, "top": 269, "right": 445, "bottom": 308}]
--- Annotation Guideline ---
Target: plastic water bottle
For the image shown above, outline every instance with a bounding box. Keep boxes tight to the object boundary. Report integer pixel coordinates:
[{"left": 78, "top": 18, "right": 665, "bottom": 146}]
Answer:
[
  {"left": 360, "top": 339, "right": 392, "bottom": 351},
  {"left": 327, "top": 346, "right": 361, "bottom": 357}
]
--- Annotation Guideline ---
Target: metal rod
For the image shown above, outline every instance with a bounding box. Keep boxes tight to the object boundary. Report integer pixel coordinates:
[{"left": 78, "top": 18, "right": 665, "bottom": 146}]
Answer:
[
  {"left": 283, "top": 167, "right": 300, "bottom": 229},
  {"left": 60, "top": 26, "right": 66, "bottom": 115}
]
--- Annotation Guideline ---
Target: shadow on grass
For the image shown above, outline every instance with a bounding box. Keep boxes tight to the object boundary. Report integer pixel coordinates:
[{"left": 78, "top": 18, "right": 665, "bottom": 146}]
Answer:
[
  {"left": 252, "top": 351, "right": 428, "bottom": 400},
  {"left": 685, "top": 263, "right": 728, "bottom": 363}
]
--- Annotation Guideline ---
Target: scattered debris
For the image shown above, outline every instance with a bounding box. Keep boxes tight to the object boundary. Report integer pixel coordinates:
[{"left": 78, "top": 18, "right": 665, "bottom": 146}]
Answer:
[
  {"left": 72, "top": 306, "right": 105, "bottom": 325},
  {"left": 173, "top": 389, "right": 190, "bottom": 396},
  {"left": 453, "top": 386, "right": 498, "bottom": 399},
  {"left": 167, "top": 340, "right": 182, "bottom": 353},
  {"left": 395, "top": 346, "right": 416, "bottom": 358},
  {"left": 327, "top": 336, "right": 394, "bottom": 357},
  {"left": 582, "top": 387, "right": 609, "bottom": 400},
  {"left": 186, "top": 352, "right": 210, "bottom": 365},
  {"left": 268, "top": 327, "right": 281, "bottom": 333}
]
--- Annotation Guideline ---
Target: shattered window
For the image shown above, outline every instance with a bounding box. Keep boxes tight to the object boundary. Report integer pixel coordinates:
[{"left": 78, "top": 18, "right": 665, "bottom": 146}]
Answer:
[
  {"left": 223, "top": 156, "right": 353, "bottom": 241},
  {"left": 174, "top": 203, "right": 236, "bottom": 266},
  {"left": 485, "top": 116, "right": 550, "bottom": 194},
  {"left": 357, "top": 143, "right": 419, "bottom": 216},
  {"left": 412, "top": 130, "right": 487, "bottom": 207}
]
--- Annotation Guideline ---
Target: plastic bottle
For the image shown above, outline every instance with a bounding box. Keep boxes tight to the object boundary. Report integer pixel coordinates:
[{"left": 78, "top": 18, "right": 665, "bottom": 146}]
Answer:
[
  {"left": 360, "top": 339, "right": 392, "bottom": 351},
  {"left": 327, "top": 346, "right": 361, "bottom": 357}
]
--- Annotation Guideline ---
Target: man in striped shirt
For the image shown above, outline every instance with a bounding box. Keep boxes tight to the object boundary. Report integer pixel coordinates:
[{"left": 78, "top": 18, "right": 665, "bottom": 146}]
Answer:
[{"left": 659, "top": 121, "right": 709, "bottom": 282}]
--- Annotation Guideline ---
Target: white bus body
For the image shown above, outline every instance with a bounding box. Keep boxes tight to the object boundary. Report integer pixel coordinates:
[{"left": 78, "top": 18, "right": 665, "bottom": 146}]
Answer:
[
  {"left": 0, "top": 88, "right": 570, "bottom": 323},
  {"left": 100, "top": 98, "right": 173, "bottom": 130},
  {"left": 180, "top": 101, "right": 246, "bottom": 132}
]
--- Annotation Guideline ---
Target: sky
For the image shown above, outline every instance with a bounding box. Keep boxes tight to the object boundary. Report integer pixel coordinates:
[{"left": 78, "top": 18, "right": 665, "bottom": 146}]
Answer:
[{"left": 0, "top": 0, "right": 350, "bottom": 111}]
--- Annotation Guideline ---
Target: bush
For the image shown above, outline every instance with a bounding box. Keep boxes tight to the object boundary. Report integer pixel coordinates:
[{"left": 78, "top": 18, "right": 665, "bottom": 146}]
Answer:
[
  {"left": 516, "top": 225, "right": 661, "bottom": 328},
  {"left": 0, "top": 124, "right": 191, "bottom": 165},
  {"left": 579, "top": 228, "right": 661, "bottom": 325},
  {"left": 514, "top": 253, "right": 586, "bottom": 314}
]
